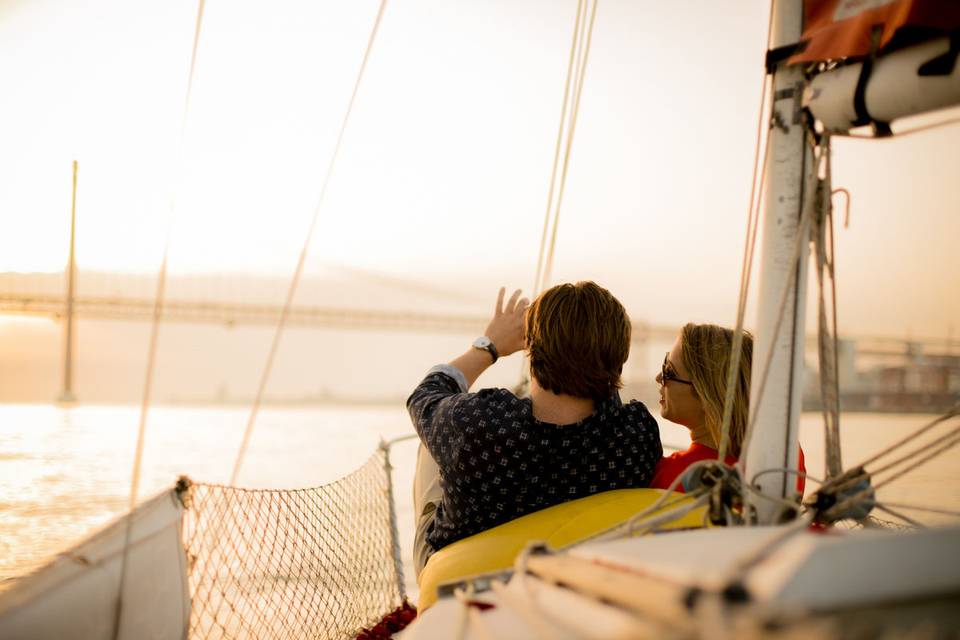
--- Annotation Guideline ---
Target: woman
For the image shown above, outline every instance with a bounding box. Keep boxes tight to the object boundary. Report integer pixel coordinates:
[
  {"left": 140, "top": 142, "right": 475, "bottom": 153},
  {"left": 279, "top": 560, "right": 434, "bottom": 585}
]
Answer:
[{"left": 650, "top": 322, "right": 805, "bottom": 493}]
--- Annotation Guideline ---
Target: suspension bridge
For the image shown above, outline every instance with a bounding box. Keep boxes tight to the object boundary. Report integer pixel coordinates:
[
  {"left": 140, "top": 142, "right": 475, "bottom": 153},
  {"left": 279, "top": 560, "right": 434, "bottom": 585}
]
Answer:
[
  {"left": 0, "top": 271, "right": 676, "bottom": 338},
  {"left": 2, "top": 270, "right": 956, "bottom": 405}
]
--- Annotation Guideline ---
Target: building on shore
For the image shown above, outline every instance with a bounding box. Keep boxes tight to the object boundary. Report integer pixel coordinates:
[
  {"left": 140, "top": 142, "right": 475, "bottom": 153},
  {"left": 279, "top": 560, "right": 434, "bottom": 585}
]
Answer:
[{"left": 804, "top": 339, "right": 960, "bottom": 414}]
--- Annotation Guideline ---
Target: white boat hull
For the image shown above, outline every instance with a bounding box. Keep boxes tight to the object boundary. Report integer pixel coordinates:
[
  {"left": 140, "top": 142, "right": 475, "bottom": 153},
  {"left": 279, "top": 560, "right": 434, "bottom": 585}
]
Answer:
[{"left": 0, "top": 488, "right": 189, "bottom": 640}]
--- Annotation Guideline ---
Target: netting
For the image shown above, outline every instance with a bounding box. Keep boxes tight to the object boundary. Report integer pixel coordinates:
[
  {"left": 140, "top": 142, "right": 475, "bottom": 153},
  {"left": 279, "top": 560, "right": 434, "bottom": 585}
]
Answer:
[
  {"left": 180, "top": 448, "right": 404, "bottom": 640},
  {"left": 832, "top": 516, "right": 915, "bottom": 531}
]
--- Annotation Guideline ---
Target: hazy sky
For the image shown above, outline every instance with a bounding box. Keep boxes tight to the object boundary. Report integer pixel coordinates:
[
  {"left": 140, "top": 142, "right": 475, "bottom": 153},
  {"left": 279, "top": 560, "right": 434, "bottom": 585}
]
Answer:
[{"left": 2, "top": 0, "right": 958, "bottom": 339}]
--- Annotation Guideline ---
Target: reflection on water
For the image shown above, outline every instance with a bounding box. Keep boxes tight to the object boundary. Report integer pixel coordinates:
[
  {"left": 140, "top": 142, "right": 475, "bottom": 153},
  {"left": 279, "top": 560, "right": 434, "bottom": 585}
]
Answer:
[
  {"left": 1, "top": 404, "right": 958, "bottom": 591},
  {"left": 0, "top": 403, "right": 419, "bottom": 591}
]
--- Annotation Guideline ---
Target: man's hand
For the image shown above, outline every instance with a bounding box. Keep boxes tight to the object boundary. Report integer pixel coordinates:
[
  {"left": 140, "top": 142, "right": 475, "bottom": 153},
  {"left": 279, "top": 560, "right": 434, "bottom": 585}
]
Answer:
[
  {"left": 446, "top": 287, "right": 529, "bottom": 391},
  {"left": 485, "top": 287, "right": 529, "bottom": 358}
]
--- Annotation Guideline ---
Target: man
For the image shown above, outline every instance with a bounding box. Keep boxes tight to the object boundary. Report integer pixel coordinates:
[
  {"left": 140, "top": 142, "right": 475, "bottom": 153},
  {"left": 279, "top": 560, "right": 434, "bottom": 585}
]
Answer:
[{"left": 407, "top": 282, "right": 662, "bottom": 577}]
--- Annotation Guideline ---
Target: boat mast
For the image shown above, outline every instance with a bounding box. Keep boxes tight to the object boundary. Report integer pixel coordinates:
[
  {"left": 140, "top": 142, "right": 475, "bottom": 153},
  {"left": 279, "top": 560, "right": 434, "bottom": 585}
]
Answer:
[
  {"left": 743, "top": 0, "right": 810, "bottom": 524},
  {"left": 744, "top": 1, "right": 960, "bottom": 524}
]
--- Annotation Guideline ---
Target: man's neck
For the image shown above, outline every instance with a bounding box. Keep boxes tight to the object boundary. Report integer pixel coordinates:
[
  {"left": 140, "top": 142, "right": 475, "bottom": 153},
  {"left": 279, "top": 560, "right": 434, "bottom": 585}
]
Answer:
[{"left": 529, "top": 378, "right": 595, "bottom": 425}]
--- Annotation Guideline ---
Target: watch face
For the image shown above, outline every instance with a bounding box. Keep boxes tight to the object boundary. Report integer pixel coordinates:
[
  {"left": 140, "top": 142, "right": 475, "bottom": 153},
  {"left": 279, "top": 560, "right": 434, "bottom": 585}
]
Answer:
[{"left": 473, "top": 336, "right": 492, "bottom": 349}]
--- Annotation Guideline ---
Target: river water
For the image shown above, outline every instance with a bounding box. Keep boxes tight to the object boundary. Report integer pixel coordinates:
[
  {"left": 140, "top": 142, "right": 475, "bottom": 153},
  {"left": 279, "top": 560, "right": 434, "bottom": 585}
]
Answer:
[{"left": 1, "top": 403, "right": 958, "bottom": 595}]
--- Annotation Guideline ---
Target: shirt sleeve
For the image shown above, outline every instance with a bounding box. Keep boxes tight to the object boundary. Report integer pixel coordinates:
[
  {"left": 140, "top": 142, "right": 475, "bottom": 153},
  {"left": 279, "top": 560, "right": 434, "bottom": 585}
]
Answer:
[{"left": 406, "top": 365, "right": 471, "bottom": 468}]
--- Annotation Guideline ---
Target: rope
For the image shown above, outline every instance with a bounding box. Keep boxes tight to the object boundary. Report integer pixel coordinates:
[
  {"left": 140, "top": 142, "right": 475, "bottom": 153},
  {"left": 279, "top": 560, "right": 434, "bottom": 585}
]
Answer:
[
  {"left": 230, "top": 0, "right": 390, "bottom": 485},
  {"left": 875, "top": 501, "right": 960, "bottom": 518},
  {"left": 115, "top": 3, "right": 207, "bottom": 638},
  {"left": 539, "top": 0, "right": 598, "bottom": 291},
  {"left": 818, "top": 409, "right": 960, "bottom": 501},
  {"left": 854, "top": 404, "right": 959, "bottom": 469},
  {"left": 873, "top": 504, "right": 925, "bottom": 528},
  {"left": 488, "top": 579, "right": 565, "bottom": 640},
  {"left": 521, "top": 0, "right": 598, "bottom": 390},
  {"left": 742, "top": 482, "right": 804, "bottom": 516},
  {"left": 873, "top": 429, "right": 960, "bottom": 490},
  {"left": 869, "top": 421, "right": 960, "bottom": 478},
  {"left": 380, "top": 439, "right": 407, "bottom": 602},
  {"left": 717, "top": 0, "right": 776, "bottom": 462},
  {"left": 382, "top": 432, "right": 420, "bottom": 449},
  {"left": 750, "top": 467, "right": 823, "bottom": 487},
  {"left": 531, "top": 0, "right": 584, "bottom": 299},
  {"left": 814, "top": 135, "right": 843, "bottom": 478},
  {"left": 718, "top": 121, "right": 771, "bottom": 461},
  {"left": 568, "top": 459, "right": 720, "bottom": 547},
  {"left": 451, "top": 585, "right": 497, "bottom": 640},
  {"left": 728, "top": 512, "right": 813, "bottom": 576},
  {"left": 810, "top": 411, "right": 960, "bottom": 522},
  {"left": 738, "top": 139, "right": 825, "bottom": 470},
  {"left": 532, "top": 0, "right": 599, "bottom": 296}
]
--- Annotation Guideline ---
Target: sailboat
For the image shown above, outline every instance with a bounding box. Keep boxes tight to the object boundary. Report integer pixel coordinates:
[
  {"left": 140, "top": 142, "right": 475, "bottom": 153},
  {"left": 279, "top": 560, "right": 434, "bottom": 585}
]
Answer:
[
  {"left": 2, "top": 0, "right": 960, "bottom": 638},
  {"left": 403, "top": 0, "right": 960, "bottom": 636}
]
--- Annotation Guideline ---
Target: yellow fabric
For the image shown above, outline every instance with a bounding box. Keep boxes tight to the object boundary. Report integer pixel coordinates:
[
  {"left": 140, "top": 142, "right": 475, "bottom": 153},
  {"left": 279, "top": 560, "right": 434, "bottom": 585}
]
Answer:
[{"left": 417, "top": 488, "right": 705, "bottom": 611}]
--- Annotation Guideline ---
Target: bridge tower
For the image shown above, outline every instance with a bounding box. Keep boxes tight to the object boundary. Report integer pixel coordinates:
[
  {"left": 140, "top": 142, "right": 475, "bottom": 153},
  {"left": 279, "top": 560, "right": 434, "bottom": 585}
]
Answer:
[{"left": 57, "top": 160, "right": 79, "bottom": 404}]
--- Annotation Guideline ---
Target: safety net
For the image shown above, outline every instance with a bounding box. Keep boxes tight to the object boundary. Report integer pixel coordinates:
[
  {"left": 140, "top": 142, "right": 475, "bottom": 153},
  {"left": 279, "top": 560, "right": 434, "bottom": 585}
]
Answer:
[{"left": 180, "top": 448, "right": 404, "bottom": 639}]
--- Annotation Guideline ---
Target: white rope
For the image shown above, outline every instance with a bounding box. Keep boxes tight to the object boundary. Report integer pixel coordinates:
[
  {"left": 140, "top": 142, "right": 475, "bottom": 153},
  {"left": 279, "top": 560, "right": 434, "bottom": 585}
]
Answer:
[
  {"left": 855, "top": 404, "right": 959, "bottom": 469},
  {"left": 816, "top": 414, "right": 960, "bottom": 519},
  {"left": 873, "top": 429, "right": 960, "bottom": 490},
  {"left": 115, "top": 3, "right": 207, "bottom": 639},
  {"left": 717, "top": 0, "right": 776, "bottom": 461},
  {"left": 567, "top": 459, "right": 721, "bottom": 547},
  {"left": 750, "top": 467, "right": 823, "bottom": 487},
  {"left": 822, "top": 429, "right": 960, "bottom": 521},
  {"left": 521, "top": 0, "right": 598, "bottom": 390},
  {"left": 230, "top": 0, "right": 390, "bottom": 485},
  {"left": 817, "top": 408, "right": 960, "bottom": 500},
  {"left": 816, "top": 437, "right": 960, "bottom": 524},
  {"left": 870, "top": 421, "right": 960, "bottom": 478},
  {"left": 737, "top": 139, "right": 826, "bottom": 470},
  {"left": 741, "top": 482, "right": 804, "bottom": 516},
  {"left": 874, "top": 501, "right": 960, "bottom": 518},
  {"left": 488, "top": 579, "right": 566, "bottom": 640},
  {"left": 451, "top": 585, "right": 476, "bottom": 640},
  {"left": 729, "top": 511, "right": 813, "bottom": 576},
  {"left": 531, "top": 0, "right": 585, "bottom": 299},
  {"left": 532, "top": 0, "right": 599, "bottom": 296},
  {"left": 539, "top": 0, "right": 599, "bottom": 292}
]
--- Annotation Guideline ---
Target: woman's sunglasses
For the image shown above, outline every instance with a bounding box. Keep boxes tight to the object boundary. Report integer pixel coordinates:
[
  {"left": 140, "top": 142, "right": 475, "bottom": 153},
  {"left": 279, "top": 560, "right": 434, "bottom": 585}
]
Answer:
[{"left": 660, "top": 352, "right": 693, "bottom": 386}]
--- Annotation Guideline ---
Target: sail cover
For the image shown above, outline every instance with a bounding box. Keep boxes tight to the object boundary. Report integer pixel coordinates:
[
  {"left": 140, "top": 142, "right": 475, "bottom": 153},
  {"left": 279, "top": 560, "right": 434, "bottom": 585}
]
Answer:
[{"left": 789, "top": 0, "right": 960, "bottom": 64}]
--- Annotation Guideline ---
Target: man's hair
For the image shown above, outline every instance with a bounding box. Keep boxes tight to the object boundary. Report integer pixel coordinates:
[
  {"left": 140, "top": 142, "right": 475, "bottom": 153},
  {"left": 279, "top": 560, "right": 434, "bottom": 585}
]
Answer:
[
  {"left": 679, "top": 323, "right": 753, "bottom": 458},
  {"left": 524, "top": 281, "right": 631, "bottom": 400}
]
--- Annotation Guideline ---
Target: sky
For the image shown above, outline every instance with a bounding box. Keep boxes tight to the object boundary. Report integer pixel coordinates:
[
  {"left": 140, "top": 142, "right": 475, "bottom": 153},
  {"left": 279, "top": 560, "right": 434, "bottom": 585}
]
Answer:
[{"left": 1, "top": 0, "right": 958, "bottom": 340}]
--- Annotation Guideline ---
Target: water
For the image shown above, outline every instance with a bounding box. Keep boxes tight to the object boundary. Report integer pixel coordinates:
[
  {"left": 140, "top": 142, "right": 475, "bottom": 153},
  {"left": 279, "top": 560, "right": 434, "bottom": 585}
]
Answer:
[{"left": 1, "top": 403, "right": 958, "bottom": 593}]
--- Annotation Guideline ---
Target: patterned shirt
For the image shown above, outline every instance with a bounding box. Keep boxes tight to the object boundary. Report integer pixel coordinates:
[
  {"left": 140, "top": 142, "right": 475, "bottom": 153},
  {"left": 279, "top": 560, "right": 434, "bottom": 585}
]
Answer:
[{"left": 407, "top": 366, "right": 663, "bottom": 551}]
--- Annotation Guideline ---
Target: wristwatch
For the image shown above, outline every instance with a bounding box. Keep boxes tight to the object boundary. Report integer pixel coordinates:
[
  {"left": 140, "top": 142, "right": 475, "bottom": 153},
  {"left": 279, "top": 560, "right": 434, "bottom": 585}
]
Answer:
[{"left": 472, "top": 336, "right": 499, "bottom": 363}]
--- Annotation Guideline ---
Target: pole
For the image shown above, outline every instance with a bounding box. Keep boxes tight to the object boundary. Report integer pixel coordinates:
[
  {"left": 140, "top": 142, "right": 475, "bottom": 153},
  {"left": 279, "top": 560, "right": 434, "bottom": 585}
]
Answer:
[
  {"left": 59, "top": 160, "right": 79, "bottom": 404},
  {"left": 742, "top": 0, "right": 811, "bottom": 524}
]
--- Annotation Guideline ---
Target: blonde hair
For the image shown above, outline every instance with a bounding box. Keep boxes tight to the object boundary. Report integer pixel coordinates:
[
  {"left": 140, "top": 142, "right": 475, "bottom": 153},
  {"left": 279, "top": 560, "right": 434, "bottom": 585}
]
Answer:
[{"left": 679, "top": 323, "right": 753, "bottom": 458}]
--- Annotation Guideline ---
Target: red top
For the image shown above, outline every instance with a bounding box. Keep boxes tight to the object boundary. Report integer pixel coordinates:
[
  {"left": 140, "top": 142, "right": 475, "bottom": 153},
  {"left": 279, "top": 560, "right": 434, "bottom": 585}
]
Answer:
[{"left": 649, "top": 442, "right": 806, "bottom": 494}]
